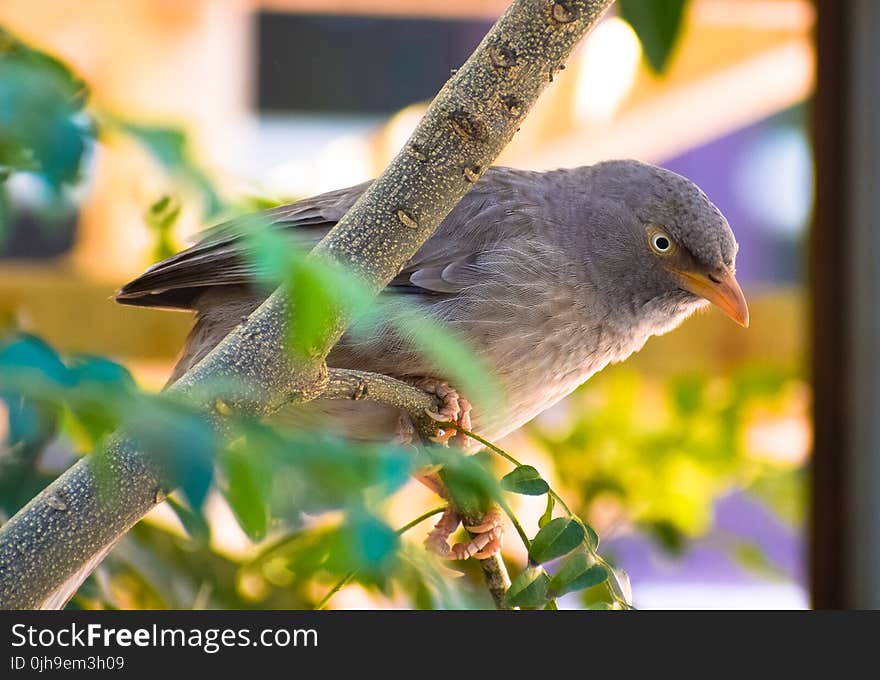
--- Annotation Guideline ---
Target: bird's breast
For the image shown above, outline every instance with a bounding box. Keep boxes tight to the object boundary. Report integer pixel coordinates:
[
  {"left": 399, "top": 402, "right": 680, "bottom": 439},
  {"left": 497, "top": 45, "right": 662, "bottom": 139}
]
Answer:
[{"left": 462, "top": 287, "right": 636, "bottom": 441}]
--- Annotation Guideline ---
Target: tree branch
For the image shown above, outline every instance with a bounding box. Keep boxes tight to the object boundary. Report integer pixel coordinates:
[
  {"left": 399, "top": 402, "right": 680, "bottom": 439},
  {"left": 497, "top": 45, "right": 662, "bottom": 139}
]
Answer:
[
  {"left": 321, "top": 368, "right": 439, "bottom": 438},
  {"left": 481, "top": 555, "right": 514, "bottom": 609},
  {"left": 321, "top": 369, "right": 517, "bottom": 606},
  {"left": 0, "top": 0, "right": 614, "bottom": 609}
]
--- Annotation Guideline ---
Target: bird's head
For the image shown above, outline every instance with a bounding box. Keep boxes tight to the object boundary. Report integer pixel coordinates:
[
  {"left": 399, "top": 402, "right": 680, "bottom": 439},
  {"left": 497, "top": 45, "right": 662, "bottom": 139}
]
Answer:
[{"left": 572, "top": 160, "right": 748, "bottom": 329}]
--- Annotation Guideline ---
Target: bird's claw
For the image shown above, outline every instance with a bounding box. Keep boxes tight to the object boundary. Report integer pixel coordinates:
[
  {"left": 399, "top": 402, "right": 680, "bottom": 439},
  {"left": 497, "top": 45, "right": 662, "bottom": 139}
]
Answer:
[
  {"left": 417, "top": 379, "right": 472, "bottom": 447},
  {"left": 425, "top": 505, "right": 503, "bottom": 561},
  {"left": 406, "top": 382, "right": 493, "bottom": 559},
  {"left": 393, "top": 380, "right": 472, "bottom": 447},
  {"left": 424, "top": 506, "right": 460, "bottom": 558}
]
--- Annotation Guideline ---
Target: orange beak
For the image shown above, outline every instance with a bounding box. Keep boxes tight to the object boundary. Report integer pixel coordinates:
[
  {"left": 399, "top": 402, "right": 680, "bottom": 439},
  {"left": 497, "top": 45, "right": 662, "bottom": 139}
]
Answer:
[{"left": 675, "top": 269, "right": 750, "bottom": 328}]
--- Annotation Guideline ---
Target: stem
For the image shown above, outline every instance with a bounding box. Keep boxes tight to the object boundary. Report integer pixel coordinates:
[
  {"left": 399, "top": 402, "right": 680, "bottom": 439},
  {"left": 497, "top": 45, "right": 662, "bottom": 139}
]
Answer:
[
  {"left": 446, "top": 423, "right": 543, "bottom": 552},
  {"left": 315, "top": 506, "right": 447, "bottom": 610},
  {"left": 498, "top": 498, "right": 532, "bottom": 553},
  {"left": 396, "top": 506, "right": 449, "bottom": 535},
  {"left": 249, "top": 528, "right": 307, "bottom": 567},
  {"left": 452, "top": 423, "right": 631, "bottom": 608},
  {"left": 454, "top": 423, "right": 574, "bottom": 515},
  {"left": 454, "top": 425, "right": 521, "bottom": 467},
  {"left": 314, "top": 571, "right": 358, "bottom": 611}
]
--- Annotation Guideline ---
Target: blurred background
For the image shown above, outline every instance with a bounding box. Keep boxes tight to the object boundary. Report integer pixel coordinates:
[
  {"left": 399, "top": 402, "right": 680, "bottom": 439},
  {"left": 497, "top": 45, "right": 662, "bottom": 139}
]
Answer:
[{"left": 0, "top": 0, "right": 818, "bottom": 609}]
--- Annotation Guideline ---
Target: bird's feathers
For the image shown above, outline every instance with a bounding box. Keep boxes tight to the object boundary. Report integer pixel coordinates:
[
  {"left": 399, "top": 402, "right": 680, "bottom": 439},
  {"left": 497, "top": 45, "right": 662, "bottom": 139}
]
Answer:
[
  {"left": 115, "top": 182, "right": 368, "bottom": 309},
  {"left": 117, "top": 161, "right": 739, "bottom": 442},
  {"left": 116, "top": 168, "right": 544, "bottom": 309}
]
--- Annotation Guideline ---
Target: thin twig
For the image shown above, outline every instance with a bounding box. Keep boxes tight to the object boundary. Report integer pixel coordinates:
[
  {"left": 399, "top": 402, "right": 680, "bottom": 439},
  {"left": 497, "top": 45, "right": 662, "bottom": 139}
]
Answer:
[
  {"left": 479, "top": 554, "right": 513, "bottom": 609},
  {"left": 451, "top": 422, "right": 631, "bottom": 609},
  {"left": 315, "top": 505, "right": 447, "bottom": 610}
]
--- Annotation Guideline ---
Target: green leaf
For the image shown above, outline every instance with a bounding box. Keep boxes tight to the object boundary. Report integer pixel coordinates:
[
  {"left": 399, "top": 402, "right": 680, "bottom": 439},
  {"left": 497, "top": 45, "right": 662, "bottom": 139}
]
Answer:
[
  {"left": 432, "top": 448, "right": 499, "bottom": 516},
  {"left": 0, "top": 184, "right": 9, "bottom": 241},
  {"left": 500, "top": 465, "right": 549, "bottom": 496},
  {"left": 504, "top": 566, "right": 550, "bottom": 608},
  {"left": 145, "top": 194, "right": 182, "bottom": 261},
  {"left": 539, "top": 494, "right": 555, "bottom": 528},
  {"left": 582, "top": 522, "right": 600, "bottom": 552},
  {"left": 240, "top": 226, "right": 377, "bottom": 362},
  {"left": 608, "top": 566, "right": 633, "bottom": 606},
  {"left": 113, "top": 118, "right": 223, "bottom": 217},
  {"left": 671, "top": 373, "right": 704, "bottom": 415},
  {"left": 528, "top": 517, "right": 584, "bottom": 564},
  {"left": 350, "top": 513, "right": 398, "bottom": 567},
  {"left": 126, "top": 398, "right": 216, "bottom": 510},
  {"left": 0, "top": 334, "right": 71, "bottom": 385},
  {"left": 619, "top": 0, "right": 689, "bottom": 73},
  {"left": 0, "top": 28, "right": 91, "bottom": 190},
  {"left": 116, "top": 122, "right": 186, "bottom": 168},
  {"left": 323, "top": 512, "right": 400, "bottom": 579},
  {"left": 644, "top": 518, "right": 686, "bottom": 554},
  {"left": 0, "top": 334, "right": 70, "bottom": 447},
  {"left": 550, "top": 552, "right": 608, "bottom": 597},
  {"left": 287, "top": 258, "right": 343, "bottom": 359},
  {"left": 584, "top": 602, "right": 615, "bottom": 610},
  {"left": 66, "top": 355, "right": 133, "bottom": 443},
  {"left": 370, "top": 301, "right": 502, "bottom": 414},
  {"left": 263, "top": 428, "right": 413, "bottom": 516},
  {"left": 165, "top": 496, "right": 211, "bottom": 544},
  {"left": 69, "top": 355, "right": 134, "bottom": 388},
  {"left": 220, "top": 444, "right": 271, "bottom": 542},
  {"left": 730, "top": 541, "right": 786, "bottom": 578}
]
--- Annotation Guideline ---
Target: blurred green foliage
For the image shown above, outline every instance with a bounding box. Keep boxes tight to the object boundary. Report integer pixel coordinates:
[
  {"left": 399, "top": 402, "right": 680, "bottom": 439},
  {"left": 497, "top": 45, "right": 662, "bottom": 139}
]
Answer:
[
  {"left": 619, "top": 0, "right": 689, "bottom": 73},
  {"left": 0, "top": 26, "right": 223, "bottom": 240},
  {"left": 0, "top": 332, "right": 625, "bottom": 610},
  {"left": 108, "top": 117, "right": 224, "bottom": 218},
  {"left": 231, "top": 222, "right": 504, "bottom": 414},
  {"left": 524, "top": 363, "right": 807, "bottom": 590},
  {"left": 0, "top": 2, "right": 689, "bottom": 239},
  {"left": 144, "top": 196, "right": 182, "bottom": 262},
  {"left": 0, "top": 27, "right": 90, "bottom": 192}
]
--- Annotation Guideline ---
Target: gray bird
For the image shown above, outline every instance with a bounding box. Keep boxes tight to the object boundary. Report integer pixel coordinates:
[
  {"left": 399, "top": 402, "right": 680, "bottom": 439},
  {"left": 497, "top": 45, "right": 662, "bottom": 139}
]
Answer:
[{"left": 117, "top": 160, "right": 748, "bottom": 558}]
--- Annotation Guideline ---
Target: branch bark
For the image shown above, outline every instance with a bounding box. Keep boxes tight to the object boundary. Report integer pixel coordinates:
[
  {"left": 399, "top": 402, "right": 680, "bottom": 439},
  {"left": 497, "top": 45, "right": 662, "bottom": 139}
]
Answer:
[
  {"left": 321, "top": 368, "right": 439, "bottom": 437},
  {"left": 0, "top": 0, "right": 614, "bottom": 609},
  {"left": 481, "top": 555, "right": 514, "bottom": 609}
]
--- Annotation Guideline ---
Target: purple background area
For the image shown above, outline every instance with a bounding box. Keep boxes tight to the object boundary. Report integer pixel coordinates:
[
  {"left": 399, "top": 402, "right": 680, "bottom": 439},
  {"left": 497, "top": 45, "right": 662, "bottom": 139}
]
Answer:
[{"left": 662, "top": 106, "right": 809, "bottom": 287}]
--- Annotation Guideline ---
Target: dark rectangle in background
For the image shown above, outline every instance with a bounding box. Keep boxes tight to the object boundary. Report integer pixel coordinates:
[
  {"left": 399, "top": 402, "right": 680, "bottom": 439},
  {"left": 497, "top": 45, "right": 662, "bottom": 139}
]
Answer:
[{"left": 256, "top": 12, "right": 492, "bottom": 114}]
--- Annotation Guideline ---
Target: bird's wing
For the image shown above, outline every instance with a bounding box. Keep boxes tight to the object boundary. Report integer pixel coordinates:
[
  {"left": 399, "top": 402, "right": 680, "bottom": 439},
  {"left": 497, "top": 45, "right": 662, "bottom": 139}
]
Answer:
[
  {"left": 388, "top": 169, "right": 544, "bottom": 295},
  {"left": 115, "top": 167, "right": 543, "bottom": 310},
  {"left": 114, "top": 181, "right": 371, "bottom": 309}
]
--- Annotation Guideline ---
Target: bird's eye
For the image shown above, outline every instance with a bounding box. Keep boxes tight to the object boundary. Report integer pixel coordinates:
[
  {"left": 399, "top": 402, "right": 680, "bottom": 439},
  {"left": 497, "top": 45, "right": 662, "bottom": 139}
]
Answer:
[{"left": 649, "top": 229, "right": 674, "bottom": 255}]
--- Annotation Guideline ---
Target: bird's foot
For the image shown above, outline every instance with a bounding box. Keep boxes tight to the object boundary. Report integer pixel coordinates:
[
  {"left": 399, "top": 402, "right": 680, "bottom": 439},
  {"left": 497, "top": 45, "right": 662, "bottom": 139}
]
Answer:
[
  {"left": 418, "top": 379, "right": 472, "bottom": 447},
  {"left": 393, "top": 412, "right": 417, "bottom": 446},
  {"left": 424, "top": 503, "right": 503, "bottom": 561},
  {"left": 392, "top": 379, "right": 473, "bottom": 448},
  {"left": 424, "top": 505, "right": 459, "bottom": 558},
  {"left": 405, "top": 383, "right": 494, "bottom": 560},
  {"left": 418, "top": 469, "right": 503, "bottom": 560}
]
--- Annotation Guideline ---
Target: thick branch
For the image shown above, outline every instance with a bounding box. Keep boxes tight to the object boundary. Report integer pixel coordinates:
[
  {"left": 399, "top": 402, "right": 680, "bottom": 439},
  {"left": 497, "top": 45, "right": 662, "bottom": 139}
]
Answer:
[{"left": 0, "top": 0, "right": 614, "bottom": 609}]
